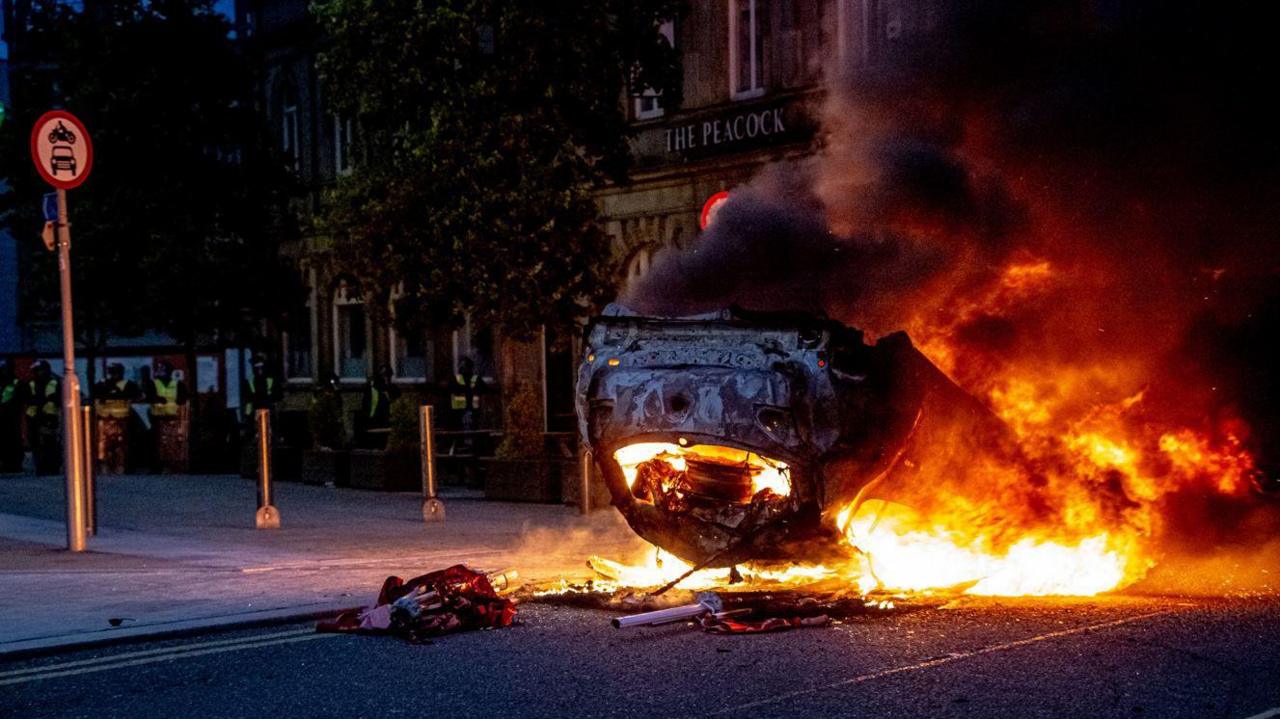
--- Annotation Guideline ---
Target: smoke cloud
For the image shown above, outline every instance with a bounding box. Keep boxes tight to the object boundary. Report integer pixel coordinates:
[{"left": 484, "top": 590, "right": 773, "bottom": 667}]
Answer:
[{"left": 624, "top": 0, "right": 1280, "bottom": 572}]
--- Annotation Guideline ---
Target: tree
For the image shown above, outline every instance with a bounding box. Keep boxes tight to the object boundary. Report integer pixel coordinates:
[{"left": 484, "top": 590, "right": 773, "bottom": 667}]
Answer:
[
  {"left": 312, "top": 0, "right": 683, "bottom": 342},
  {"left": 0, "top": 0, "right": 297, "bottom": 382}
]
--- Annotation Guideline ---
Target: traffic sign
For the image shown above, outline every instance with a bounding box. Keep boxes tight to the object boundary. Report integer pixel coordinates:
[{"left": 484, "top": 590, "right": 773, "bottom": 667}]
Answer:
[
  {"left": 42, "top": 193, "right": 59, "bottom": 222},
  {"left": 30, "top": 110, "right": 94, "bottom": 190},
  {"left": 700, "top": 190, "right": 730, "bottom": 231}
]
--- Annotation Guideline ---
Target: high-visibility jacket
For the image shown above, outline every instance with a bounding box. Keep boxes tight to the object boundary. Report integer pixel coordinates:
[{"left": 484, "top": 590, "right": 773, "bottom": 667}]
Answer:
[
  {"left": 1, "top": 380, "right": 19, "bottom": 407},
  {"left": 368, "top": 386, "right": 383, "bottom": 419},
  {"left": 244, "top": 376, "right": 275, "bottom": 415},
  {"left": 153, "top": 378, "right": 180, "bottom": 417},
  {"left": 27, "top": 380, "right": 59, "bottom": 418},
  {"left": 451, "top": 374, "right": 480, "bottom": 411},
  {"left": 97, "top": 380, "right": 132, "bottom": 418}
]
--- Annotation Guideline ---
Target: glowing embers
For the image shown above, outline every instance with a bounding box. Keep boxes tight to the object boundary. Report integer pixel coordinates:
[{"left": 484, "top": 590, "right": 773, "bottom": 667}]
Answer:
[
  {"left": 612, "top": 443, "right": 791, "bottom": 514},
  {"left": 837, "top": 499, "right": 1130, "bottom": 596}
]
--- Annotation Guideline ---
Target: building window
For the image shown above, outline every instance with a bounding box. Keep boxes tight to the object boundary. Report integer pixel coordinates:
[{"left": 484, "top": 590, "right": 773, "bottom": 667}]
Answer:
[
  {"left": 390, "top": 328, "right": 431, "bottom": 382},
  {"left": 839, "top": 0, "right": 932, "bottom": 66},
  {"left": 282, "top": 89, "right": 300, "bottom": 170},
  {"left": 626, "top": 246, "right": 653, "bottom": 283},
  {"left": 729, "top": 0, "right": 769, "bottom": 99},
  {"left": 283, "top": 270, "right": 317, "bottom": 382},
  {"left": 634, "top": 20, "right": 675, "bottom": 121},
  {"left": 332, "top": 280, "right": 368, "bottom": 380},
  {"left": 333, "top": 115, "right": 354, "bottom": 176},
  {"left": 452, "top": 316, "right": 494, "bottom": 380}
]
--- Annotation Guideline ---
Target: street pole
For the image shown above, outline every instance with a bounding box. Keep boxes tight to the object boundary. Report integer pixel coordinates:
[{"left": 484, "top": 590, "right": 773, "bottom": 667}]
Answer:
[
  {"left": 56, "top": 188, "right": 87, "bottom": 552},
  {"left": 255, "top": 409, "right": 280, "bottom": 529},
  {"left": 420, "top": 404, "right": 445, "bottom": 523},
  {"left": 81, "top": 404, "right": 96, "bottom": 536}
]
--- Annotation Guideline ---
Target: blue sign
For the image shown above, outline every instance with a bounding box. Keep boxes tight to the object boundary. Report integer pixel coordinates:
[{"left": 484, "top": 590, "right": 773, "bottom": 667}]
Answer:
[{"left": 42, "top": 193, "right": 57, "bottom": 222}]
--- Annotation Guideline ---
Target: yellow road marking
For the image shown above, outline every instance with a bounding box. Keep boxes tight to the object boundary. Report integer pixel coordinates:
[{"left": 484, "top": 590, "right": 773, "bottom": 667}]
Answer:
[{"left": 1, "top": 632, "right": 337, "bottom": 686}]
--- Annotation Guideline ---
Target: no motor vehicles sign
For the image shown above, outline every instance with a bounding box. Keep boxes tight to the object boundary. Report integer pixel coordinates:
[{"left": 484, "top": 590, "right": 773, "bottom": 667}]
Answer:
[{"left": 30, "top": 110, "right": 94, "bottom": 190}]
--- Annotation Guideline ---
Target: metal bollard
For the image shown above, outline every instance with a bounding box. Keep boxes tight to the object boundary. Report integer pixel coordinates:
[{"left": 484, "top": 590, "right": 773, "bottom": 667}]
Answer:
[
  {"left": 63, "top": 374, "right": 87, "bottom": 552},
  {"left": 81, "top": 405, "right": 95, "bottom": 536},
  {"left": 420, "top": 405, "right": 445, "bottom": 523},
  {"left": 579, "top": 449, "right": 594, "bottom": 515},
  {"left": 254, "top": 409, "right": 280, "bottom": 529}
]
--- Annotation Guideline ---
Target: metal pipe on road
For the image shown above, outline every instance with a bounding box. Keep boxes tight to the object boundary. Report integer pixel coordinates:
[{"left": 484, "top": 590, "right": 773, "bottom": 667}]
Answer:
[
  {"left": 255, "top": 409, "right": 279, "bottom": 529},
  {"left": 56, "top": 188, "right": 87, "bottom": 552},
  {"left": 81, "top": 404, "right": 95, "bottom": 536},
  {"left": 420, "top": 405, "right": 445, "bottom": 523}
]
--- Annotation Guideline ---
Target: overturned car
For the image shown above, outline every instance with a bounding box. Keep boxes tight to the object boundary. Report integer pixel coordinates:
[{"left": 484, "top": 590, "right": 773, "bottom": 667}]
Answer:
[{"left": 576, "top": 304, "right": 1015, "bottom": 567}]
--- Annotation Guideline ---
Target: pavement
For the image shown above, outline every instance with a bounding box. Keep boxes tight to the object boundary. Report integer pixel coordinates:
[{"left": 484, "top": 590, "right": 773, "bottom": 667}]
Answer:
[{"left": 0, "top": 472, "right": 648, "bottom": 658}]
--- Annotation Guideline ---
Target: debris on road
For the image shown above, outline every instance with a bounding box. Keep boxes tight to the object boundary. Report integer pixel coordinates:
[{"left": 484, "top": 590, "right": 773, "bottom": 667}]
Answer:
[
  {"left": 317, "top": 565, "right": 518, "bottom": 642},
  {"left": 607, "top": 585, "right": 874, "bottom": 634}
]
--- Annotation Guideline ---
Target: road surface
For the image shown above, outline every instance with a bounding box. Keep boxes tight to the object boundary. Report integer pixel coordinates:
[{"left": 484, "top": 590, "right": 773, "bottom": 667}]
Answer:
[{"left": 3, "top": 595, "right": 1278, "bottom": 718}]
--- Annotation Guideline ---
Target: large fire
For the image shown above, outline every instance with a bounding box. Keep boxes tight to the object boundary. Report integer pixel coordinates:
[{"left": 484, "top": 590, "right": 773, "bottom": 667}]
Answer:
[
  {"left": 594, "top": 258, "right": 1260, "bottom": 598},
  {"left": 851, "top": 257, "right": 1261, "bottom": 597}
]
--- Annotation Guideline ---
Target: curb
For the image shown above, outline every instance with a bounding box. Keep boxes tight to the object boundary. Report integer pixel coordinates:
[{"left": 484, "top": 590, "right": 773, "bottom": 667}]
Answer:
[{"left": 0, "top": 603, "right": 360, "bottom": 662}]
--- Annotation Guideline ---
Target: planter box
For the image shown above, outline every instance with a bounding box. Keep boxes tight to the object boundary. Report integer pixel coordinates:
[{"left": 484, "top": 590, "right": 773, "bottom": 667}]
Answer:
[
  {"left": 302, "top": 449, "right": 350, "bottom": 487},
  {"left": 483, "top": 458, "right": 565, "bottom": 503},
  {"left": 349, "top": 449, "right": 420, "bottom": 492}
]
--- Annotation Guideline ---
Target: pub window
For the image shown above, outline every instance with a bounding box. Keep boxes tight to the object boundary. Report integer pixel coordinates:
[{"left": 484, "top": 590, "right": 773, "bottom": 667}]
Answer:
[
  {"left": 283, "top": 274, "right": 316, "bottom": 382},
  {"left": 635, "top": 20, "right": 675, "bottom": 121},
  {"left": 452, "top": 316, "right": 495, "bottom": 380},
  {"left": 729, "top": 0, "right": 769, "bottom": 100},
  {"left": 333, "top": 280, "right": 368, "bottom": 380},
  {"left": 334, "top": 115, "right": 354, "bottom": 176},
  {"left": 839, "top": 0, "right": 934, "bottom": 66},
  {"left": 387, "top": 288, "right": 431, "bottom": 382},
  {"left": 626, "top": 246, "right": 653, "bottom": 282},
  {"left": 390, "top": 327, "right": 431, "bottom": 382}
]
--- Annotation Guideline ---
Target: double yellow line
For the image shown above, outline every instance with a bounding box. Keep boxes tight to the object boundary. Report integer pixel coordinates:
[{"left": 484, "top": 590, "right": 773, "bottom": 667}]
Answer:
[{"left": 1, "top": 629, "right": 337, "bottom": 686}]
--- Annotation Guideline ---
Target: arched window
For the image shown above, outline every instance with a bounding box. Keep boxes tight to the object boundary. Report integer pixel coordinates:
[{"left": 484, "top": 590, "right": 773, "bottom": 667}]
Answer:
[{"left": 332, "top": 279, "right": 368, "bottom": 380}]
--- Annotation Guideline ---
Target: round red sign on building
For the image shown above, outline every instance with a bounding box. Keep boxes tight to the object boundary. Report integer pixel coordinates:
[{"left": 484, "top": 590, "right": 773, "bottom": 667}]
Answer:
[
  {"left": 700, "top": 191, "right": 730, "bottom": 231},
  {"left": 30, "top": 110, "right": 94, "bottom": 190}
]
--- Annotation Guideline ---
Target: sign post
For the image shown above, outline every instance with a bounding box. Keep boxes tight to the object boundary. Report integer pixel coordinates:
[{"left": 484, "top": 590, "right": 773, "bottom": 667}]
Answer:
[{"left": 31, "top": 110, "right": 94, "bottom": 552}]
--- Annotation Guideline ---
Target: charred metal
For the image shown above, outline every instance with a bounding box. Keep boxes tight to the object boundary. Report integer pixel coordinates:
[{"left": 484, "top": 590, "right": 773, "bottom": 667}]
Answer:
[{"left": 576, "top": 304, "right": 1013, "bottom": 567}]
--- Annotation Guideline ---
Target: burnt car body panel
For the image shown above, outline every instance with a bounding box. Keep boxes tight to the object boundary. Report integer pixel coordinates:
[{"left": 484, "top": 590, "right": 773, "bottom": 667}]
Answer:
[{"left": 577, "top": 304, "right": 1014, "bottom": 566}]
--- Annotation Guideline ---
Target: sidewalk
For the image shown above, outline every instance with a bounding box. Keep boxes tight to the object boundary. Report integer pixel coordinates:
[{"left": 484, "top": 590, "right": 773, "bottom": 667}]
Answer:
[{"left": 0, "top": 473, "right": 644, "bottom": 657}]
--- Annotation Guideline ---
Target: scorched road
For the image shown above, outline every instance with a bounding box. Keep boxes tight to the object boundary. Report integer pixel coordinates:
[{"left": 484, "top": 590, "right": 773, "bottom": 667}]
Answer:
[{"left": 2, "top": 595, "right": 1277, "bottom": 719}]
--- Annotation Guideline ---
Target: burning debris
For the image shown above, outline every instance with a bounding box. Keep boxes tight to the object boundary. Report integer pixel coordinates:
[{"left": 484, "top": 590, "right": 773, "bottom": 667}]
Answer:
[{"left": 577, "top": 304, "right": 1018, "bottom": 572}]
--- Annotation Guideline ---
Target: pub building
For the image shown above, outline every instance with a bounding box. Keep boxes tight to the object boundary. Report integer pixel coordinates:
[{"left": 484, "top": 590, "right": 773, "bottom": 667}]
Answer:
[{"left": 238, "top": 0, "right": 933, "bottom": 489}]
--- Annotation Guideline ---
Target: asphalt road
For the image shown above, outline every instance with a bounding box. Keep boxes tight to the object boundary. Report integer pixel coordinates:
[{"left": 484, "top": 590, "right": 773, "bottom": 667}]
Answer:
[{"left": 3, "top": 596, "right": 1278, "bottom": 719}]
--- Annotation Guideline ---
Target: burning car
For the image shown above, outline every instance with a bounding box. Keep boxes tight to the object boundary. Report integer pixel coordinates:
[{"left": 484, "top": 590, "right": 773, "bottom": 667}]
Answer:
[{"left": 577, "top": 304, "right": 1018, "bottom": 568}]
